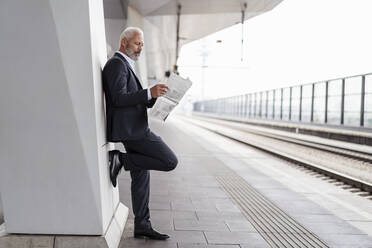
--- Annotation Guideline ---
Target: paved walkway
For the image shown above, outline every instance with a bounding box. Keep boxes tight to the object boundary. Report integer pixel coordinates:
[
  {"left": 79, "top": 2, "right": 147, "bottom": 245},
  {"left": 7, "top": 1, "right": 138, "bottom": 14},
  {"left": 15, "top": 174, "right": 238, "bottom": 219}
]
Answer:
[{"left": 117, "top": 116, "right": 372, "bottom": 248}]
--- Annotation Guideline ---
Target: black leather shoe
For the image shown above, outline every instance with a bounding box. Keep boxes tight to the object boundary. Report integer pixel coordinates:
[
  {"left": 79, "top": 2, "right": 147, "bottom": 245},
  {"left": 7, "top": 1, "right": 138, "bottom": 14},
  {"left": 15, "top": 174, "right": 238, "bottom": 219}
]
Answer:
[
  {"left": 134, "top": 227, "right": 170, "bottom": 240},
  {"left": 108, "top": 150, "right": 122, "bottom": 187}
]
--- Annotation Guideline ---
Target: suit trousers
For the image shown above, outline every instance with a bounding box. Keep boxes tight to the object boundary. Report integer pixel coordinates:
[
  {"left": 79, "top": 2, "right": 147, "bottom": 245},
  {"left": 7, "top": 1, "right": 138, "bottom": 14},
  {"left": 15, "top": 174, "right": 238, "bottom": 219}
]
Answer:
[{"left": 120, "top": 130, "right": 178, "bottom": 229}]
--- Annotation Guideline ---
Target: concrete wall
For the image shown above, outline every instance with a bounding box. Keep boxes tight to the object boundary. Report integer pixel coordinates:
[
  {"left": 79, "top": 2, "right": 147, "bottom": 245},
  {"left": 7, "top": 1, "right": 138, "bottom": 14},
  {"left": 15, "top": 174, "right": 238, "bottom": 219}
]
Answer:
[
  {"left": 144, "top": 15, "right": 177, "bottom": 83},
  {"left": 0, "top": 0, "right": 120, "bottom": 235},
  {"left": 105, "top": 19, "right": 127, "bottom": 58}
]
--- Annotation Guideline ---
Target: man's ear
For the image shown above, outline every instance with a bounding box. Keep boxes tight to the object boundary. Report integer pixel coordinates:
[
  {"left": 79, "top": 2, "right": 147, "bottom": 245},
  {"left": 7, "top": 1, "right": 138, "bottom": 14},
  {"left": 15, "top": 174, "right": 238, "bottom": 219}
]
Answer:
[{"left": 121, "top": 38, "right": 127, "bottom": 48}]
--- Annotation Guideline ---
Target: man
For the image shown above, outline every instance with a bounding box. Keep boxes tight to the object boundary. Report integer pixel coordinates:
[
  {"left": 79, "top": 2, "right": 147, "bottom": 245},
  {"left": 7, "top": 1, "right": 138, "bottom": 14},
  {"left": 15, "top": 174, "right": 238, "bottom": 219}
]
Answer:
[{"left": 102, "top": 27, "right": 178, "bottom": 240}]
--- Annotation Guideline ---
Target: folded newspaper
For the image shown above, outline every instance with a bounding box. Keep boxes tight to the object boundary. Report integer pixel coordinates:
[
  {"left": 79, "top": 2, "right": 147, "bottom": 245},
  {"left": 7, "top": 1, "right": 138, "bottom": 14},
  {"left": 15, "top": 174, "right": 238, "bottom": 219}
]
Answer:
[{"left": 149, "top": 73, "right": 192, "bottom": 121}]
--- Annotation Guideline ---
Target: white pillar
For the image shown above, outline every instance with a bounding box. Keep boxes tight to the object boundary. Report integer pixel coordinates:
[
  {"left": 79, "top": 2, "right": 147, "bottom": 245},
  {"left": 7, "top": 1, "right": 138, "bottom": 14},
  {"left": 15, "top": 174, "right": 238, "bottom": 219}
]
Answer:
[{"left": 0, "top": 0, "right": 127, "bottom": 246}]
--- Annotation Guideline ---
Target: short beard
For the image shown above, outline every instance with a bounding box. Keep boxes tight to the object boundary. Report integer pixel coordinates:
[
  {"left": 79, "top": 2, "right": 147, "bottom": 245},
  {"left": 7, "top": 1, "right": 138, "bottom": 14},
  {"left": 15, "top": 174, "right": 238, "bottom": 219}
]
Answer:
[{"left": 125, "top": 45, "right": 140, "bottom": 61}]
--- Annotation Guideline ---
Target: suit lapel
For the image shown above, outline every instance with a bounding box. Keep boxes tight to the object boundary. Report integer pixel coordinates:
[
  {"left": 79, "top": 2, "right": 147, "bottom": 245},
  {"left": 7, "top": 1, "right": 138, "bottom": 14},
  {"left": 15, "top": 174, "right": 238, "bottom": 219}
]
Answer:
[
  {"left": 127, "top": 65, "right": 143, "bottom": 89},
  {"left": 114, "top": 52, "right": 143, "bottom": 89}
]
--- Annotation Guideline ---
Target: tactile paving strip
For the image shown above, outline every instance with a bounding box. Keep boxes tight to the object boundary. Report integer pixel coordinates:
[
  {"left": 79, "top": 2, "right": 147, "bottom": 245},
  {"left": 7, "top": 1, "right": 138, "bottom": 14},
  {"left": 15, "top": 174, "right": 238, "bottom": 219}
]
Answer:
[{"left": 216, "top": 175, "right": 329, "bottom": 248}]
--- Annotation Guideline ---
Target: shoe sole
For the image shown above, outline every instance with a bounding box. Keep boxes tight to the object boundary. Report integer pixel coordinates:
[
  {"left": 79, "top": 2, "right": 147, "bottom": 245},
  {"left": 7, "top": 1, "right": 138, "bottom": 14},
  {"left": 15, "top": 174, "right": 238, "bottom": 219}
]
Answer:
[{"left": 133, "top": 234, "right": 168, "bottom": 240}]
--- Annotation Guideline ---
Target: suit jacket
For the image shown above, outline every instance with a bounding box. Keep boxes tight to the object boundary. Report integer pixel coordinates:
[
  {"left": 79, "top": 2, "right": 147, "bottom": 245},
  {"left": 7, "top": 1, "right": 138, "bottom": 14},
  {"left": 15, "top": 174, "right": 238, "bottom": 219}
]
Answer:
[{"left": 102, "top": 52, "right": 157, "bottom": 142}]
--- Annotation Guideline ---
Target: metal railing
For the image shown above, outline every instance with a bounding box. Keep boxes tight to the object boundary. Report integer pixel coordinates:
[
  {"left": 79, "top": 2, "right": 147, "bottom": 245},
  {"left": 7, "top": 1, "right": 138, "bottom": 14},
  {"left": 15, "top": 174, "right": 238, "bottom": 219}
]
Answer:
[{"left": 193, "top": 72, "right": 372, "bottom": 128}]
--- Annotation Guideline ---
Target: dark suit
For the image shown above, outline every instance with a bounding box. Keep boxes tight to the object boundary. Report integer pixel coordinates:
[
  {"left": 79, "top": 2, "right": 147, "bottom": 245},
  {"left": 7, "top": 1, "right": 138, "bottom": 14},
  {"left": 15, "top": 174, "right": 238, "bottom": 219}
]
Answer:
[
  {"left": 102, "top": 52, "right": 178, "bottom": 230},
  {"left": 103, "top": 52, "right": 156, "bottom": 141}
]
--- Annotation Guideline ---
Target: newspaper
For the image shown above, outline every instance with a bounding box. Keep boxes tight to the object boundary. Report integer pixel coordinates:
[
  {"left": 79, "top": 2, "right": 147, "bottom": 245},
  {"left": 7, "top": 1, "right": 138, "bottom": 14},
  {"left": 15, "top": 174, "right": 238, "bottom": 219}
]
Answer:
[{"left": 149, "top": 73, "right": 192, "bottom": 121}]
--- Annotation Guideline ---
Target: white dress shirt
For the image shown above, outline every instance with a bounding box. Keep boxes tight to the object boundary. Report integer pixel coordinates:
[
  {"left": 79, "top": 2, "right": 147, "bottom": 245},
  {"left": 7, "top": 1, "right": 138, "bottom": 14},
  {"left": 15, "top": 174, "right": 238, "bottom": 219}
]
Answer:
[{"left": 116, "top": 50, "right": 152, "bottom": 100}]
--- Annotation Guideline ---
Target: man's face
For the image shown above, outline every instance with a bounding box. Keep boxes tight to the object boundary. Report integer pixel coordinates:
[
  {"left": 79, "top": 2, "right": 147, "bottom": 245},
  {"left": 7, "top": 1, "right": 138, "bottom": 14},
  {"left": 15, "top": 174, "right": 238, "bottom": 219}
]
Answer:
[{"left": 123, "top": 33, "right": 144, "bottom": 61}]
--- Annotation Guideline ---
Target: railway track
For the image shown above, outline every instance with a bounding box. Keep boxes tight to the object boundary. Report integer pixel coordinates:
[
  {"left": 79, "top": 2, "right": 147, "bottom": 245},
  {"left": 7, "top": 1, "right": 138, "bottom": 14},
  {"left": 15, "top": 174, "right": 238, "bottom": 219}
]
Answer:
[{"left": 182, "top": 115, "right": 372, "bottom": 194}]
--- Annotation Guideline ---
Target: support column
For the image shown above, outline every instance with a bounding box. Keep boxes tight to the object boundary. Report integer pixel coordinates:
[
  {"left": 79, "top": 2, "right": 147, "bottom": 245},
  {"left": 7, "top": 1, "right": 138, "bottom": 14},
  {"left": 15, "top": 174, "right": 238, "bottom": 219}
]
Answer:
[{"left": 0, "top": 0, "right": 128, "bottom": 247}]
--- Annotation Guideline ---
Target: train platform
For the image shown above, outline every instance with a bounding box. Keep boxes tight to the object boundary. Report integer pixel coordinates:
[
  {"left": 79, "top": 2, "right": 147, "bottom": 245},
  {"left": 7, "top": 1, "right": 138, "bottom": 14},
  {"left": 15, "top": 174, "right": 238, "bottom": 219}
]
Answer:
[{"left": 116, "top": 115, "right": 372, "bottom": 248}]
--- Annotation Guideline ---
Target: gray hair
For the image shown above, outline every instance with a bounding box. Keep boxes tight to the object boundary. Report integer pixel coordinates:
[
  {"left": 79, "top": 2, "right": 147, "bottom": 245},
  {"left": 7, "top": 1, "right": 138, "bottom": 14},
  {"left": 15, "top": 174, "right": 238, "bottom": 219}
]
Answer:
[{"left": 119, "top": 27, "right": 143, "bottom": 48}]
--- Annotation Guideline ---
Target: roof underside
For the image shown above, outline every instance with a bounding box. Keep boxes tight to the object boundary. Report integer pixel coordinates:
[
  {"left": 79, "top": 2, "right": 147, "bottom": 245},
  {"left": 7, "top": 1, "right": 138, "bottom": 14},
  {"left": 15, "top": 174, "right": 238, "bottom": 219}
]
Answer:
[
  {"left": 103, "top": 0, "right": 284, "bottom": 80},
  {"left": 130, "top": 0, "right": 283, "bottom": 46},
  {"left": 104, "top": 0, "right": 283, "bottom": 46},
  {"left": 129, "top": 0, "right": 282, "bottom": 16}
]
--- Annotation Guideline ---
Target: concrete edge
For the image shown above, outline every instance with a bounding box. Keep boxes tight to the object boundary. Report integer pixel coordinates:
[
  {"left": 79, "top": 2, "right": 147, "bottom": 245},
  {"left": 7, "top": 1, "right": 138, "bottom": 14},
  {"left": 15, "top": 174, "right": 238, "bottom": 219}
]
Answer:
[{"left": 0, "top": 202, "right": 129, "bottom": 248}]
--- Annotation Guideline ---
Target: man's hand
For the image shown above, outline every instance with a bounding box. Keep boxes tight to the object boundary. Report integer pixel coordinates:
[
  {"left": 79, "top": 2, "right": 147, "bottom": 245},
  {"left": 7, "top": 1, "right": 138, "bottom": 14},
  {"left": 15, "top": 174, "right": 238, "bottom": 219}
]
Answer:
[{"left": 150, "top": 84, "right": 168, "bottom": 98}]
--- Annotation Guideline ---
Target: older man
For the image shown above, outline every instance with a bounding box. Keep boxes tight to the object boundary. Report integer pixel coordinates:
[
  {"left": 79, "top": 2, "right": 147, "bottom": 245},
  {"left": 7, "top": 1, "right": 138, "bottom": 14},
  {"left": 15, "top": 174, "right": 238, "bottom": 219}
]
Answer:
[{"left": 102, "top": 27, "right": 178, "bottom": 240}]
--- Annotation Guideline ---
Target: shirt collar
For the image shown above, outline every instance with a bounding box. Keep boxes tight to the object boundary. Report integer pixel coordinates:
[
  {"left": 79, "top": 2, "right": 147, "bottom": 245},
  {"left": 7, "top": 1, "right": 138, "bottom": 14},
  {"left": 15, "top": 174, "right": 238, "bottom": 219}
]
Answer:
[{"left": 116, "top": 50, "right": 135, "bottom": 71}]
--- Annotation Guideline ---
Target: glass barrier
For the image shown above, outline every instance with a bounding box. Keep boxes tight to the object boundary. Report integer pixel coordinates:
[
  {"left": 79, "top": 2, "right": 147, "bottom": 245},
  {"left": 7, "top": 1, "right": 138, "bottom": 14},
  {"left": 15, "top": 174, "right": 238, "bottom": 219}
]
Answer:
[
  {"left": 260, "top": 91, "right": 266, "bottom": 118},
  {"left": 242, "top": 95, "right": 246, "bottom": 116},
  {"left": 237, "top": 97, "right": 240, "bottom": 116},
  {"left": 313, "top": 82, "right": 326, "bottom": 123},
  {"left": 301, "top": 84, "right": 312, "bottom": 122},
  {"left": 257, "top": 92, "right": 262, "bottom": 117},
  {"left": 248, "top": 93, "right": 253, "bottom": 117},
  {"left": 282, "top": 88, "right": 290, "bottom": 120},
  {"left": 240, "top": 95, "right": 244, "bottom": 117},
  {"left": 267, "top": 90, "right": 274, "bottom": 119},
  {"left": 240, "top": 95, "right": 243, "bottom": 116},
  {"left": 274, "top": 89, "right": 281, "bottom": 119},
  {"left": 232, "top": 97, "right": 236, "bottom": 116},
  {"left": 344, "top": 76, "right": 362, "bottom": 126},
  {"left": 193, "top": 73, "right": 371, "bottom": 129},
  {"left": 234, "top": 96, "right": 239, "bottom": 116},
  {"left": 246, "top": 94, "right": 250, "bottom": 117},
  {"left": 327, "top": 79, "right": 342, "bottom": 124},
  {"left": 291, "top": 86, "right": 301, "bottom": 121}
]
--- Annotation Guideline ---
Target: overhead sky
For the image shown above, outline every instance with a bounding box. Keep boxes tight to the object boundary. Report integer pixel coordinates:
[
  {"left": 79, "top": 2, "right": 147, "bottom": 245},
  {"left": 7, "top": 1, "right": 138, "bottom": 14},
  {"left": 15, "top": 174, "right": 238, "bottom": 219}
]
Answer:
[{"left": 178, "top": 0, "right": 372, "bottom": 101}]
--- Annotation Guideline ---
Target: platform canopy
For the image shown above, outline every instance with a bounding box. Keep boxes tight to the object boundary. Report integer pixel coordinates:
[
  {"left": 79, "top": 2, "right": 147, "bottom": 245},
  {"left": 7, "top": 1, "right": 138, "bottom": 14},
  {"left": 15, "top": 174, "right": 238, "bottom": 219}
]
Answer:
[
  {"left": 104, "top": 0, "right": 283, "bottom": 85},
  {"left": 129, "top": 0, "right": 282, "bottom": 44}
]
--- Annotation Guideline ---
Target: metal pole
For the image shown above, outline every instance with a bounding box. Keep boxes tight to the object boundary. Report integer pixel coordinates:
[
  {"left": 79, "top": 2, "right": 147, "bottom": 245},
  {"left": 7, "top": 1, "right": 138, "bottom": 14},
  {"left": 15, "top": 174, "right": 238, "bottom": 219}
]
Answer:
[
  {"left": 325, "top": 81, "right": 328, "bottom": 123},
  {"left": 240, "top": 3, "right": 247, "bottom": 61},
  {"left": 361, "top": 76, "right": 365, "bottom": 126},
  {"left": 255, "top": 93, "right": 258, "bottom": 117},
  {"left": 289, "top": 87, "right": 292, "bottom": 120},
  {"left": 299, "top": 86, "right": 303, "bottom": 121},
  {"left": 266, "top": 91, "right": 269, "bottom": 118},
  {"left": 273, "top": 90, "right": 276, "bottom": 119},
  {"left": 174, "top": 3, "right": 181, "bottom": 73},
  {"left": 311, "top": 84, "right": 315, "bottom": 122},
  {"left": 280, "top": 88, "right": 283, "bottom": 120},
  {"left": 259, "top": 92, "right": 262, "bottom": 117},
  {"left": 249, "top": 94, "right": 252, "bottom": 117},
  {"left": 341, "top": 79, "right": 345, "bottom": 125}
]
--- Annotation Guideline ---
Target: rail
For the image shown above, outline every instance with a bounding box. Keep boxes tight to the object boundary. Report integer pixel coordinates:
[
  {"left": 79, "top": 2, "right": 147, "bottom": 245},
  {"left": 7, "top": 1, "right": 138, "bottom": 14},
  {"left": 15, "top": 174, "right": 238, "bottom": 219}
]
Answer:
[{"left": 182, "top": 115, "right": 372, "bottom": 193}]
